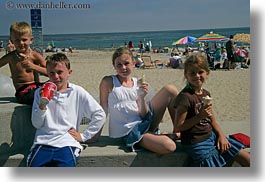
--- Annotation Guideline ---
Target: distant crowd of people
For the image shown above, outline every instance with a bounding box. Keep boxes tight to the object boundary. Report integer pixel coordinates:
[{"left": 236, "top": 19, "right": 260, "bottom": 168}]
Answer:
[
  {"left": 0, "top": 21, "right": 250, "bottom": 167},
  {"left": 45, "top": 41, "right": 73, "bottom": 53},
  {"left": 166, "top": 36, "right": 250, "bottom": 70},
  {"left": 122, "top": 40, "right": 152, "bottom": 54}
]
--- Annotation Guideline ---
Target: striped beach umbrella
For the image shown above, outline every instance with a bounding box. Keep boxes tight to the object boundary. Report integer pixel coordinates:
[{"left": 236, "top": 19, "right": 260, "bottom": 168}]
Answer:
[
  {"left": 172, "top": 36, "right": 197, "bottom": 45},
  {"left": 195, "top": 32, "right": 227, "bottom": 42}
]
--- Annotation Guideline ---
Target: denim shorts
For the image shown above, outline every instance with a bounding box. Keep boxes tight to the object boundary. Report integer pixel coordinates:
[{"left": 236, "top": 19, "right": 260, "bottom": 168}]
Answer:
[
  {"left": 27, "top": 144, "right": 81, "bottom": 167},
  {"left": 123, "top": 101, "right": 153, "bottom": 152}
]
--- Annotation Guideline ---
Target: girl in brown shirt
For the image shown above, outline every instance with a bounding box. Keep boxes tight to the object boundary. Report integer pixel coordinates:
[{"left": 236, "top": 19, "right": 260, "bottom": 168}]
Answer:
[{"left": 173, "top": 54, "right": 250, "bottom": 167}]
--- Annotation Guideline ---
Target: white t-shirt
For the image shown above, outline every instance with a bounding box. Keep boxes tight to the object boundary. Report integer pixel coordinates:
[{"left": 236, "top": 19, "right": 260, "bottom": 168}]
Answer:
[{"left": 31, "top": 83, "right": 106, "bottom": 150}]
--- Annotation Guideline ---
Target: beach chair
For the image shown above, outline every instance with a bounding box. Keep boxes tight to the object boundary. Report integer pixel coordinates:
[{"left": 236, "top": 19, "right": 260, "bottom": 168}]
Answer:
[{"left": 141, "top": 55, "right": 156, "bottom": 69}]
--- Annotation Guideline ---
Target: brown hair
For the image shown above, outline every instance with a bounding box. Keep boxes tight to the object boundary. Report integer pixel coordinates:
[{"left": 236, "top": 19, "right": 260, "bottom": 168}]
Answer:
[
  {"left": 10, "top": 22, "right": 32, "bottom": 36},
  {"left": 112, "top": 47, "right": 133, "bottom": 65},
  {"left": 184, "top": 54, "right": 210, "bottom": 75},
  {"left": 46, "top": 53, "right": 71, "bottom": 70}
]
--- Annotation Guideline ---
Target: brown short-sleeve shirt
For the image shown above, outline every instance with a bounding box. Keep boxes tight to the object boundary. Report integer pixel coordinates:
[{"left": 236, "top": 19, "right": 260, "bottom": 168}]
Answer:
[{"left": 174, "top": 86, "right": 212, "bottom": 144}]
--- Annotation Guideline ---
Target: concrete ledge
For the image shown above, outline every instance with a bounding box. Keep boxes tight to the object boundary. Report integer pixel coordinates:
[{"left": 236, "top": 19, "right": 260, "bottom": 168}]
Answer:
[
  {"left": 0, "top": 97, "right": 35, "bottom": 167},
  {"left": 77, "top": 136, "right": 189, "bottom": 167},
  {"left": 2, "top": 140, "right": 189, "bottom": 167},
  {"left": 0, "top": 97, "right": 249, "bottom": 167}
]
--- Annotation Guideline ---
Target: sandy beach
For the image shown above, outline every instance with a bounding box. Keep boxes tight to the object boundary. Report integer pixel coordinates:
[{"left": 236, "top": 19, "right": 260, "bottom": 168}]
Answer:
[{"left": 0, "top": 49, "right": 250, "bottom": 129}]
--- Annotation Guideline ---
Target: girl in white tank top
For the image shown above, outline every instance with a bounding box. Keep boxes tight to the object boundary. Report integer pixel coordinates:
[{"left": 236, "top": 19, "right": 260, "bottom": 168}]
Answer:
[{"left": 99, "top": 47, "right": 179, "bottom": 154}]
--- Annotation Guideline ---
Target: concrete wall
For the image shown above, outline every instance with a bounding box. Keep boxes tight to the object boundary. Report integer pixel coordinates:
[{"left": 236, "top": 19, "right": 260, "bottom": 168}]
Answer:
[{"left": 0, "top": 97, "right": 35, "bottom": 167}]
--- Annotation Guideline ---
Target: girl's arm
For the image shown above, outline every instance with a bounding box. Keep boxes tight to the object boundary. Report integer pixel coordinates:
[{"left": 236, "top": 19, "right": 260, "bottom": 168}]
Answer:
[
  {"left": 210, "top": 114, "right": 231, "bottom": 153},
  {"left": 99, "top": 76, "right": 113, "bottom": 117},
  {"left": 136, "top": 82, "right": 149, "bottom": 118},
  {"left": 173, "top": 104, "right": 212, "bottom": 133}
]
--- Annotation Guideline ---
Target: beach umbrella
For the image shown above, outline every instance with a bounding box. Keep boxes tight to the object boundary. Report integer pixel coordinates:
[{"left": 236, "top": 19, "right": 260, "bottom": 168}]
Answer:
[
  {"left": 195, "top": 32, "right": 227, "bottom": 42},
  {"left": 233, "top": 33, "right": 250, "bottom": 43},
  {"left": 172, "top": 36, "right": 197, "bottom": 45}
]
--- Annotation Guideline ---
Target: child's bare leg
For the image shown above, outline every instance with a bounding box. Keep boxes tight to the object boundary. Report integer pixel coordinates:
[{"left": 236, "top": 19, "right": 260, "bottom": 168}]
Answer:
[
  {"left": 233, "top": 149, "right": 250, "bottom": 167},
  {"left": 139, "top": 133, "right": 176, "bottom": 154},
  {"left": 168, "top": 96, "right": 177, "bottom": 122},
  {"left": 149, "top": 84, "right": 178, "bottom": 131}
]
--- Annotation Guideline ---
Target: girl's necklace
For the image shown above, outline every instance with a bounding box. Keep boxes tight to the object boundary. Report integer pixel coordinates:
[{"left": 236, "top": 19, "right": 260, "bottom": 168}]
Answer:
[{"left": 15, "top": 48, "right": 31, "bottom": 60}]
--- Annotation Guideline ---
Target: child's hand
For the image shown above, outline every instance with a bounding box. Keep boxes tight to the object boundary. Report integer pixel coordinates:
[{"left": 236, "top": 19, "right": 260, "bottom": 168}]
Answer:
[
  {"left": 39, "top": 103, "right": 47, "bottom": 110},
  {"left": 68, "top": 128, "right": 82, "bottom": 142},
  {"left": 19, "top": 52, "right": 30, "bottom": 59},
  {"left": 198, "top": 104, "right": 213, "bottom": 119},
  {"left": 141, "top": 82, "right": 148, "bottom": 94},
  {"left": 20, "top": 57, "right": 33, "bottom": 70},
  {"left": 38, "top": 88, "right": 46, "bottom": 110},
  {"left": 138, "top": 82, "right": 148, "bottom": 97},
  {"left": 217, "top": 135, "right": 231, "bottom": 153}
]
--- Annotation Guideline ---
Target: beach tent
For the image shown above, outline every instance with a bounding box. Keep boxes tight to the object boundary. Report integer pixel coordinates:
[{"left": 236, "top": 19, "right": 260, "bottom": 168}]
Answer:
[
  {"left": 195, "top": 32, "right": 227, "bottom": 42},
  {"left": 172, "top": 36, "right": 197, "bottom": 45}
]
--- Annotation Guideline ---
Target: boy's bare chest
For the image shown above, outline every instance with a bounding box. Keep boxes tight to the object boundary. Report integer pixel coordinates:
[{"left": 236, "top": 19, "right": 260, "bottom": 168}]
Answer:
[{"left": 9, "top": 56, "right": 34, "bottom": 74}]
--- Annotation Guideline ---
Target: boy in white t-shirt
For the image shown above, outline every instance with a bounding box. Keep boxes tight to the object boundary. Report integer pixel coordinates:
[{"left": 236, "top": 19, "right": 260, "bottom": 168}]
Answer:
[{"left": 27, "top": 53, "right": 106, "bottom": 167}]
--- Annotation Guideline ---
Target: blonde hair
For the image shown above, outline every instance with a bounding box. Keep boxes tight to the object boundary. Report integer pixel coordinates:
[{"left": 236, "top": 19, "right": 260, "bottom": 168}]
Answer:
[
  {"left": 184, "top": 54, "right": 210, "bottom": 75},
  {"left": 10, "top": 22, "right": 32, "bottom": 36},
  {"left": 112, "top": 47, "right": 133, "bottom": 65}
]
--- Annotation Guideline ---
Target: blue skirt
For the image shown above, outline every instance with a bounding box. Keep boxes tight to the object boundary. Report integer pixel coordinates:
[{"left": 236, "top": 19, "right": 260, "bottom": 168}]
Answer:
[{"left": 182, "top": 131, "right": 246, "bottom": 167}]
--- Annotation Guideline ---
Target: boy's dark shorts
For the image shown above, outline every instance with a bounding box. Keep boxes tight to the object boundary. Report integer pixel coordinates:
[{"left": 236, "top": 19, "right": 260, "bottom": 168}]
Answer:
[{"left": 15, "top": 82, "right": 43, "bottom": 105}]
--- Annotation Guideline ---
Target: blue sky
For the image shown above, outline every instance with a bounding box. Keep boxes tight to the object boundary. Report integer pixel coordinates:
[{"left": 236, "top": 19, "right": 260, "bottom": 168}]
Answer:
[{"left": 0, "top": 0, "right": 250, "bottom": 35}]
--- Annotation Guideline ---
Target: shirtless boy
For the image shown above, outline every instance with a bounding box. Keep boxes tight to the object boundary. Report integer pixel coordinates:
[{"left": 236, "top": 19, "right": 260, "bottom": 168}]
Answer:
[{"left": 0, "top": 21, "right": 48, "bottom": 105}]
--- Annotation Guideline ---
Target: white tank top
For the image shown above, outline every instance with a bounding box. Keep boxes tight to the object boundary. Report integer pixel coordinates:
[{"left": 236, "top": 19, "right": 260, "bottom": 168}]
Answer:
[{"left": 108, "top": 75, "right": 142, "bottom": 138}]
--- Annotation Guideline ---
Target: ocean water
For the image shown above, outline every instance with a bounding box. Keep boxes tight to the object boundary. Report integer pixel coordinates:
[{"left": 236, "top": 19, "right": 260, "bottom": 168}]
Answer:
[{"left": 0, "top": 27, "right": 250, "bottom": 50}]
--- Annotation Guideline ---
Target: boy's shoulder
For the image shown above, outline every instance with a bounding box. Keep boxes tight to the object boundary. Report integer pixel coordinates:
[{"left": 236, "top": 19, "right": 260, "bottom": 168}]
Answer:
[
  {"left": 69, "top": 83, "right": 87, "bottom": 93},
  {"left": 31, "top": 50, "right": 43, "bottom": 59},
  {"left": 68, "top": 83, "right": 97, "bottom": 99},
  {"left": 30, "top": 50, "right": 46, "bottom": 63}
]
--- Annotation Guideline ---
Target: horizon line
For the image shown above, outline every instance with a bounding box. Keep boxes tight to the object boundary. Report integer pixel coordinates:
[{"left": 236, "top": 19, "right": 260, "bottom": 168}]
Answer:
[{"left": 0, "top": 26, "right": 250, "bottom": 37}]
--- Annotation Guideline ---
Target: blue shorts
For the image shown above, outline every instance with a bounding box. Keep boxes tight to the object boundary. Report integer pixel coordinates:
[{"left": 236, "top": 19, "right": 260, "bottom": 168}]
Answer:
[
  {"left": 124, "top": 102, "right": 153, "bottom": 152},
  {"left": 27, "top": 145, "right": 81, "bottom": 167},
  {"left": 182, "top": 131, "right": 246, "bottom": 167}
]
